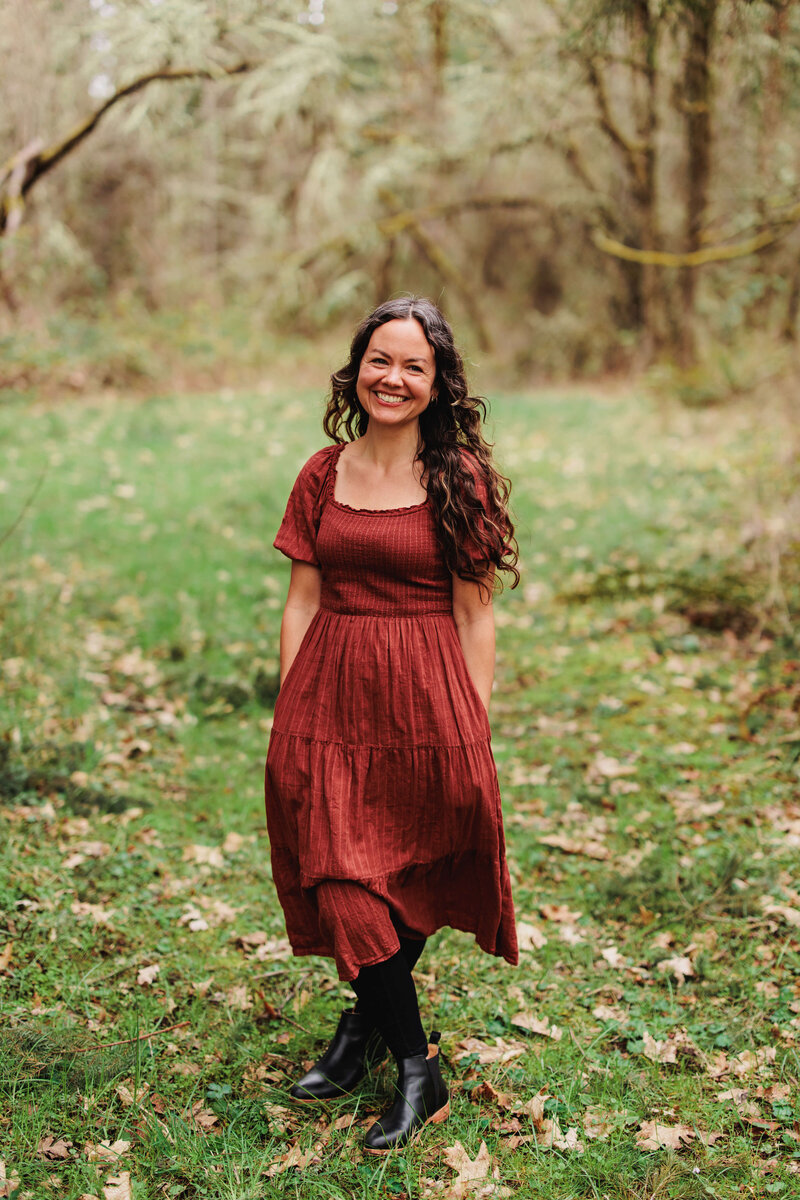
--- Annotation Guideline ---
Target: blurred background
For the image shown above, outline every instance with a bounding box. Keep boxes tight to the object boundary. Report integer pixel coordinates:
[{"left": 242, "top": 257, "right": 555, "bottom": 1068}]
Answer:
[{"left": 2, "top": 0, "right": 800, "bottom": 395}]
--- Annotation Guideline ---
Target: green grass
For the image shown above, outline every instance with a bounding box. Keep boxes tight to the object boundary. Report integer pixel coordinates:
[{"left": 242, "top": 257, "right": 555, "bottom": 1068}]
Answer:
[{"left": 1, "top": 378, "right": 799, "bottom": 1199}]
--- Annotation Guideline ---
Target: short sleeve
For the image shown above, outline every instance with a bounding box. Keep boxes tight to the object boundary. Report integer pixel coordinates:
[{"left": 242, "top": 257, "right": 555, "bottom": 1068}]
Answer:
[{"left": 273, "top": 447, "right": 335, "bottom": 567}]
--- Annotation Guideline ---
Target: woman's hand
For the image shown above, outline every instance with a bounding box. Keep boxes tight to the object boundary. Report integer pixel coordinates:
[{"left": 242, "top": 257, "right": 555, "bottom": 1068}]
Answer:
[
  {"left": 452, "top": 572, "right": 495, "bottom": 713},
  {"left": 280, "top": 562, "right": 322, "bottom": 685}
]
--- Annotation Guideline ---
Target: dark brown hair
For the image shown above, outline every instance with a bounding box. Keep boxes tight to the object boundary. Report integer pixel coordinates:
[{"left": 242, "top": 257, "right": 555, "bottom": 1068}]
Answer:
[{"left": 323, "top": 297, "right": 519, "bottom": 590}]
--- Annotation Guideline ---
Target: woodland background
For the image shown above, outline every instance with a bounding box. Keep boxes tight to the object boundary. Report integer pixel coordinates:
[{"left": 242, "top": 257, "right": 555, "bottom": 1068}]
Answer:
[{"left": 2, "top": 0, "right": 800, "bottom": 389}]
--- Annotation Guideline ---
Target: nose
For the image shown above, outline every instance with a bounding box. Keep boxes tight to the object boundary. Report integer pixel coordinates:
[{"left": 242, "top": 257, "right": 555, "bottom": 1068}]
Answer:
[{"left": 382, "top": 362, "right": 403, "bottom": 387}]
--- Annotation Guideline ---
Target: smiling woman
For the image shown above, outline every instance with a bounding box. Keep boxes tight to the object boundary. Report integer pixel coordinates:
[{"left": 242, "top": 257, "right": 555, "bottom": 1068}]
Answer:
[{"left": 263, "top": 296, "right": 519, "bottom": 1154}]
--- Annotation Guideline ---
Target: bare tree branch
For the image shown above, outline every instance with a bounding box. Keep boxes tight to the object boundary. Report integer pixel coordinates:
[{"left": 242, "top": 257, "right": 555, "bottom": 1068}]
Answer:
[{"left": 0, "top": 61, "right": 257, "bottom": 236}]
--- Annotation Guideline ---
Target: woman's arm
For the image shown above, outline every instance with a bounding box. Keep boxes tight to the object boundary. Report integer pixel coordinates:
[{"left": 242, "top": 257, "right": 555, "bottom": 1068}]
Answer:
[
  {"left": 452, "top": 573, "right": 496, "bottom": 713},
  {"left": 279, "top": 561, "right": 322, "bottom": 685}
]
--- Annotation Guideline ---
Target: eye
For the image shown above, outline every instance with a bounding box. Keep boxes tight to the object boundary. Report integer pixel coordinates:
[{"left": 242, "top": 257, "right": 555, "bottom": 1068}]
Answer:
[{"left": 407, "top": 365, "right": 423, "bottom": 373}]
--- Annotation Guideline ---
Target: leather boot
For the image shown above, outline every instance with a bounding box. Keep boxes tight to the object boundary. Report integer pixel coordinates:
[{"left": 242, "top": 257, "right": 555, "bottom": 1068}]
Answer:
[
  {"left": 290, "top": 1009, "right": 386, "bottom": 1101},
  {"left": 363, "top": 1034, "right": 449, "bottom": 1153}
]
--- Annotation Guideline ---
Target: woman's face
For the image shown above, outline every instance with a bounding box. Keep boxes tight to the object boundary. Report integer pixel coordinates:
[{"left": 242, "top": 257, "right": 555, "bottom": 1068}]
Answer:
[{"left": 355, "top": 318, "right": 437, "bottom": 430}]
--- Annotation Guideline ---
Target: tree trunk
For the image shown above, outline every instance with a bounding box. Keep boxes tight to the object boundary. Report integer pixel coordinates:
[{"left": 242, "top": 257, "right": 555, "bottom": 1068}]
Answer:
[{"left": 679, "top": 0, "right": 717, "bottom": 365}]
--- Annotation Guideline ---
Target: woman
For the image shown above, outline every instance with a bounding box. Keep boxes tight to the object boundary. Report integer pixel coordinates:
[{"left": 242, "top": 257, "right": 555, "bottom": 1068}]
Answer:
[{"left": 264, "top": 296, "right": 519, "bottom": 1153}]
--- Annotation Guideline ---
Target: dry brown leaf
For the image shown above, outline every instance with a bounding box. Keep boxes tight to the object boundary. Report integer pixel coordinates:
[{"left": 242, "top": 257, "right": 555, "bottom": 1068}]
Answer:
[
  {"left": 582, "top": 1106, "right": 615, "bottom": 1140},
  {"left": 656, "top": 955, "right": 694, "bottom": 985},
  {"left": 729, "top": 1047, "right": 777, "bottom": 1077},
  {"left": 473, "top": 1081, "right": 515, "bottom": 1110},
  {"left": 641, "top": 1028, "right": 699, "bottom": 1065},
  {"left": 84, "top": 1140, "right": 131, "bottom": 1163},
  {"left": 222, "top": 830, "right": 246, "bottom": 854},
  {"left": 136, "top": 963, "right": 160, "bottom": 987},
  {"left": 454, "top": 1037, "right": 527, "bottom": 1065},
  {"left": 115, "top": 1081, "right": 149, "bottom": 1107},
  {"left": 537, "top": 1119, "right": 584, "bottom": 1152},
  {"left": 511, "top": 1012, "right": 562, "bottom": 1041},
  {"left": 71, "top": 902, "right": 115, "bottom": 927},
  {"left": 236, "top": 930, "right": 268, "bottom": 948},
  {"left": 600, "top": 946, "right": 626, "bottom": 968},
  {"left": 265, "top": 1143, "right": 322, "bottom": 1176},
  {"left": 443, "top": 1140, "right": 492, "bottom": 1183},
  {"left": 37, "top": 1135, "right": 73, "bottom": 1160},
  {"left": 538, "top": 834, "right": 610, "bottom": 860},
  {"left": 635, "top": 1120, "right": 695, "bottom": 1151},
  {"left": 102, "top": 1172, "right": 132, "bottom": 1200},
  {"left": 515, "top": 921, "right": 547, "bottom": 951},
  {"left": 0, "top": 942, "right": 13, "bottom": 973},
  {"left": 188, "top": 1101, "right": 220, "bottom": 1132},
  {"left": 762, "top": 903, "right": 800, "bottom": 927},
  {"left": 0, "top": 1162, "right": 21, "bottom": 1200},
  {"left": 539, "top": 903, "right": 582, "bottom": 923},
  {"left": 586, "top": 752, "right": 638, "bottom": 780},
  {"left": 253, "top": 936, "right": 293, "bottom": 961},
  {"left": 592, "top": 1004, "right": 628, "bottom": 1023},
  {"left": 182, "top": 843, "right": 226, "bottom": 869}
]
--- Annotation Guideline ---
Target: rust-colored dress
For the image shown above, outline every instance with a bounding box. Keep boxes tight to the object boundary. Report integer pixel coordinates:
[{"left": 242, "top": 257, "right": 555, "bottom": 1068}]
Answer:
[{"left": 264, "top": 444, "right": 518, "bottom": 980}]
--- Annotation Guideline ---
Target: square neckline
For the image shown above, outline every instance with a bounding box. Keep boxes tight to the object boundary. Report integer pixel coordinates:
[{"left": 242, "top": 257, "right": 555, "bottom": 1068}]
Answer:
[{"left": 328, "top": 442, "right": 430, "bottom": 516}]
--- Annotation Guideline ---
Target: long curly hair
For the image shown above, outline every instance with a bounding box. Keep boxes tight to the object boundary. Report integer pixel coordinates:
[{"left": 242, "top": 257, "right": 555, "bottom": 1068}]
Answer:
[{"left": 323, "top": 297, "right": 520, "bottom": 591}]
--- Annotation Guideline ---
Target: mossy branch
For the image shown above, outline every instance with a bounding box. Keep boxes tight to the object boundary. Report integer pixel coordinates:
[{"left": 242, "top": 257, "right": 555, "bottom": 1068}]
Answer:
[
  {"left": 592, "top": 202, "right": 800, "bottom": 267},
  {"left": 0, "top": 61, "right": 256, "bottom": 236}
]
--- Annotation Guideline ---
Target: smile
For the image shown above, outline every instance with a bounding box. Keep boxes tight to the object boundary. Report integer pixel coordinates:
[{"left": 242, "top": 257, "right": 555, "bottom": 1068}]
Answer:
[{"left": 374, "top": 392, "right": 409, "bottom": 406}]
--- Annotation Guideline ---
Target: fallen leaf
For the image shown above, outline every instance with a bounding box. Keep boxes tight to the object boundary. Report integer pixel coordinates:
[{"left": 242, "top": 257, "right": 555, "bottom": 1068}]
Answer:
[
  {"left": 443, "top": 1140, "right": 492, "bottom": 1183},
  {"left": 182, "top": 843, "right": 226, "bottom": 869},
  {"left": 0, "top": 942, "right": 13, "bottom": 973},
  {"left": 265, "top": 1142, "right": 322, "bottom": 1176},
  {"left": 582, "top": 1106, "right": 615, "bottom": 1140},
  {"left": 641, "top": 1028, "right": 699, "bottom": 1065},
  {"left": 586, "top": 753, "right": 637, "bottom": 780},
  {"left": 762, "top": 903, "right": 800, "bottom": 927},
  {"left": 236, "top": 930, "right": 268, "bottom": 948},
  {"left": 515, "top": 921, "right": 547, "bottom": 951},
  {"left": 600, "top": 946, "right": 626, "bottom": 968},
  {"left": 222, "top": 830, "right": 245, "bottom": 854},
  {"left": 136, "top": 963, "right": 160, "bottom": 986},
  {"left": 592, "top": 1004, "right": 627, "bottom": 1023},
  {"left": 37, "top": 1135, "right": 73, "bottom": 1160},
  {"left": 71, "top": 902, "right": 115, "bottom": 927},
  {"left": 656, "top": 955, "right": 694, "bottom": 984},
  {"left": 84, "top": 1140, "right": 131, "bottom": 1163},
  {"left": 511, "top": 1012, "right": 562, "bottom": 1041},
  {"left": 729, "top": 1047, "right": 777, "bottom": 1077},
  {"left": 635, "top": 1120, "right": 695, "bottom": 1151},
  {"left": 473, "top": 1081, "right": 515, "bottom": 1110},
  {"left": 102, "top": 1172, "right": 132, "bottom": 1200},
  {"left": 538, "top": 833, "right": 610, "bottom": 860},
  {"left": 0, "top": 1162, "right": 21, "bottom": 1200},
  {"left": 188, "top": 1101, "right": 220, "bottom": 1132},
  {"left": 455, "top": 1037, "right": 527, "bottom": 1065},
  {"left": 539, "top": 903, "right": 582, "bottom": 923},
  {"left": 116, "top": 1081, "right": 149, "bottom": 1107}
]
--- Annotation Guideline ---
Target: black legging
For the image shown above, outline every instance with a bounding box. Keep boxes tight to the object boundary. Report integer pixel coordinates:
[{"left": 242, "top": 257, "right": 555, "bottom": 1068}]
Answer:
[{"left": 351, "top": 937, "right": 428, "bottom": 1060}]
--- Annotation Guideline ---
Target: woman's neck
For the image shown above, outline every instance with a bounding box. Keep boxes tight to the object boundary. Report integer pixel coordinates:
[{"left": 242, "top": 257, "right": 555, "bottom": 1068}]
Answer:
[{"left": 355, "top": 422, "right": 422, "bottom": 467}]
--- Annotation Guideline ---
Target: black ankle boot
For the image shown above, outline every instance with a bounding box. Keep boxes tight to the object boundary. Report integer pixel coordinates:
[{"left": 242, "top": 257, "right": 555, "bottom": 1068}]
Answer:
[
  {"left": 363, "top": 1034, "right": 449, "bottom": 1153},
  {"left": 289, "top": 1009, "right": 387, "bottom": 1102}
]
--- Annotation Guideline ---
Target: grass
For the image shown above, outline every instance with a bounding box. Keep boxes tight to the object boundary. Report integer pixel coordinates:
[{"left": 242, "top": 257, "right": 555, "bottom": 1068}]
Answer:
[{"left": 1, "top": 373, "right": 799, "bottom": 1199}]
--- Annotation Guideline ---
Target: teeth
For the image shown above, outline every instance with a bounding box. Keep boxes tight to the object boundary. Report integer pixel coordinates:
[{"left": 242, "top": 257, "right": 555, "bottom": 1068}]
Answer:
[{"left": 376, "top": 392, "right": 407, "bottom": 405}]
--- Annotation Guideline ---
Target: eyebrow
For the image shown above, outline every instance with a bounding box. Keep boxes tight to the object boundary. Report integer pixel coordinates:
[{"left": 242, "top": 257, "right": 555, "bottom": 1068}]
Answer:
[{"left": 369, "top": 347, "right": 431, "bottom": 363}]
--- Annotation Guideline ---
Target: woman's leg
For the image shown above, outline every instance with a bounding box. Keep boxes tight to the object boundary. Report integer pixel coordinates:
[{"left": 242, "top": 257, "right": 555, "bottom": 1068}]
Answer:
[{"left": 351, "top": 950, "right": 427, "bottom": 1060}]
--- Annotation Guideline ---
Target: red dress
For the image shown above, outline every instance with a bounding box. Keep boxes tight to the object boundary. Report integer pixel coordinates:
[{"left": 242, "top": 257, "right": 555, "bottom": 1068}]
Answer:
[{"left": 264, "top": 443, "right": 518, "bottom": 980}]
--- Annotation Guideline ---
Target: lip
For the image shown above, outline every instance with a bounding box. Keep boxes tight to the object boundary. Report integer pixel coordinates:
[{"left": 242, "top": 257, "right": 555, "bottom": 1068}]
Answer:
[{"left": 374, "top": 391, "right": 409, "bottom": 405}]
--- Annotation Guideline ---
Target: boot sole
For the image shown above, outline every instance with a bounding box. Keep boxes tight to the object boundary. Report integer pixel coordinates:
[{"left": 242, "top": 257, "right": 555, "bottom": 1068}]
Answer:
[{"left": 363, "top": 1100, "right": 450, "bottom": 1155}]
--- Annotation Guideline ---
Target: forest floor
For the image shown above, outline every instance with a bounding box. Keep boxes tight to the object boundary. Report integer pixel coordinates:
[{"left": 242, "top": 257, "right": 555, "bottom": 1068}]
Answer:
[{"left": 1, "top": 377, "right": 799, "bottom": 1200}]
